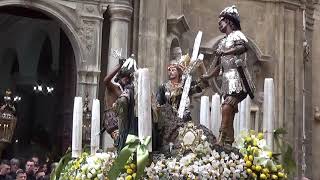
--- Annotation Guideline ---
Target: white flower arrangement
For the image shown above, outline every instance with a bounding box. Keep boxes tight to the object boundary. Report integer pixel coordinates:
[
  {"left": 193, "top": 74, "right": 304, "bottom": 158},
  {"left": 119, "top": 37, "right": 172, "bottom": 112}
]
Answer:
[
  {"left": 59, "top": 152, "right": 117, "bottom": 180},
  {"left": 144, "top": 143, "right": 247, "bottom": 179}
]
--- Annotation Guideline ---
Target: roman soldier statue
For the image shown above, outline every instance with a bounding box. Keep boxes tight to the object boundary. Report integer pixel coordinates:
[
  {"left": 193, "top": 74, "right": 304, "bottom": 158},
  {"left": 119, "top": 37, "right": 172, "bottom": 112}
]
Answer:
[{"left": 202, "top": 5, "right": 255, "bottom": 146}]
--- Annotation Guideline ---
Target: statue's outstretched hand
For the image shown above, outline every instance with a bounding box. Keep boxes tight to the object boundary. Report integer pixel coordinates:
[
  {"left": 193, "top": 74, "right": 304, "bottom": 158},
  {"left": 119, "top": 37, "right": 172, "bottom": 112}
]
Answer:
[{"left": 122, "top": 57, "right": 138, "bottom": 71}]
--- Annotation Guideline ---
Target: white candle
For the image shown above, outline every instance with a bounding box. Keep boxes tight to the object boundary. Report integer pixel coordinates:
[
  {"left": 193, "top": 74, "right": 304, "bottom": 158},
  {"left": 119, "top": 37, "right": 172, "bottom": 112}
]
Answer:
[
  {"left": 239, "top": 96, "right": 251, "bottom": 132},
  {"left": 234, "top": 104, "right": 241, "bottom": 138},
  {"left": 211, "top": 93, "right": 221, "bottom": 137},
  {"left": 137, "top": 68, "right": 152, "bottom": 151},
  {"left": 263, "top": 78, "right": 275, "bottom": 150},
  {"left": 72, "top": 97, "right": 83, "bottom": 158},
  {"left": 200, "top": 96, "right": 210, "bottom": 130},
  {"left": 91, "top": 99, "right": 100, "bottom": 155}
]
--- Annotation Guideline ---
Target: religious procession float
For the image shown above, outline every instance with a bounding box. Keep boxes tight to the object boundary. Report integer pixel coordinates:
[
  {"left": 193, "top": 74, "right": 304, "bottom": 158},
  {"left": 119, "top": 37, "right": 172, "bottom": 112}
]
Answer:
[{"left": 51, "top": 5, "right": 293, "bottom": 180}]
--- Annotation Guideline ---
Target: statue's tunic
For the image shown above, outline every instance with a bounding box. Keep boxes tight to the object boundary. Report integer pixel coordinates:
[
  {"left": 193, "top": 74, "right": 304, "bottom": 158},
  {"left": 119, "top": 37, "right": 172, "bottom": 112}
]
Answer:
[
  {"left": 217, "top": 30, "right": 255, "bottom": 108},
  {"left": 113, "top": 84, "right": 138, "bottom": 151},
  {"left": 156, "top": 79, "right": 207, "bottom": 121}
]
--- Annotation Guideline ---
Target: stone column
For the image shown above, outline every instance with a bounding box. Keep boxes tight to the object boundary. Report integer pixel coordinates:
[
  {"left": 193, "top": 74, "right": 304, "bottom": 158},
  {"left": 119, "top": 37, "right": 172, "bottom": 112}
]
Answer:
[
  {"left": 138, "top": 0, "right": 167, "bottom": 90},
  {"left": 107, "top": 3, "right": 133, "bottom": 73}
]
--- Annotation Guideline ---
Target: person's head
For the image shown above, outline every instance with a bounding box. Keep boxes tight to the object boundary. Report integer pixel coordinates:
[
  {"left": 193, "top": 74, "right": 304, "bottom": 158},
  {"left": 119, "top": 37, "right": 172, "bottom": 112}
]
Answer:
[
  {"left": 171, "top": 47, "right": 182, "bottom": 61},
  {"left": 115, "top": 55, "right": 137, "bottom": 87},
  {"left": 0, "top": 161, "right": 10, "bottom": 175},
  {"left": 31, "top": 156, "right": 39, "bottom": 165},
  {"left": 33, "top": 164, "right": 39, "bottom": 174},
  {"left": 167, "top": 63, "right": 183, "bottom": 81},
  {"left": 35, "top": 170, "right": 45, "bottom": 180},
  {"left": 16, "top": 169, "right": 27, "bottom": 180},
  {"left": 218, "top": 5, "right": 241, "bottom": 33},
  {"left": 25, "top": 159, "right": 35, "bottom": 174},
  {"left": 118, "top": 74, "right": 132, "bottom": 87},
  {"left": 10, "top": 158, "right": 20, "bottom": 173},
  {"left": 41, "top": 164, "right": 48, "bottom": 174}
]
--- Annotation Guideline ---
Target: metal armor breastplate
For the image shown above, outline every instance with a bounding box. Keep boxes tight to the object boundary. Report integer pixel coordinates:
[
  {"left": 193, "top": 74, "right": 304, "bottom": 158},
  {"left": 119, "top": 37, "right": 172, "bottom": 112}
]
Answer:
[{"left": 218, "top": 37, "right": 246, "bottom": 95}]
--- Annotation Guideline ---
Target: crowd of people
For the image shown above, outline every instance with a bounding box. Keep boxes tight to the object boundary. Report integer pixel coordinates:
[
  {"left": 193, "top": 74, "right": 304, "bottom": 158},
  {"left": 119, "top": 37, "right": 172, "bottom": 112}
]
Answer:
[{"left": 0, "top": 156, "right": 57, "bottom": 180}]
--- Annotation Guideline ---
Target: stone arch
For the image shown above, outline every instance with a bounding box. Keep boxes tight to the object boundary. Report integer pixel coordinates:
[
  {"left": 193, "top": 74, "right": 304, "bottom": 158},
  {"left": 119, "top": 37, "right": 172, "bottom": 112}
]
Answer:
[{"left": 0, "top": 1, "right": 83, "bottom": 72}]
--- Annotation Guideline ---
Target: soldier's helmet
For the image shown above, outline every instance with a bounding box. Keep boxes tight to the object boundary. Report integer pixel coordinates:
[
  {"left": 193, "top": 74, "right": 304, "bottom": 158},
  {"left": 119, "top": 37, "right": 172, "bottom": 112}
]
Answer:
[{"left": 219, "top": 5, "right": 241, "bottom": 30}]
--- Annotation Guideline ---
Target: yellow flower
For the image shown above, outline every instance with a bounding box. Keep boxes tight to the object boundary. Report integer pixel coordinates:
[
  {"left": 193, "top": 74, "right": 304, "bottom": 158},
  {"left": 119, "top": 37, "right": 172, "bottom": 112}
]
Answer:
[
  {"left": 125, "top": 175, "right": 133, "bottom": 180},
  {"left": 267, "top": 151, "right": 273, "bottom": 158},
  {"left": 260, "top": 173, "right": 267, "bottom": 179},
  {"left": 262, "top": 168, "right": 269, "bottom": 174},
  {"left": 244, "top": 155, "right": 248, "bottom": 162},
  {"left": 245, "top": 161, "right": 252, "bottom": 167},
  {"left": 248, "top": 155, "right": 254, "bottom": 161},
  {"left": 258, "top": 132, "right": 264, "bottom": 140},
  {"left": 132, "top": 173, "right": 136, "bottom": 179},
  {"left": 271, "top": 174, "right": 279, "bottom": 180},
  {"left": 271, "top": 166, "right": 278, "bottom": 172},
  {"left": 245, "top": 136, "right": 252, "bottom": 143},
  {"left": 276, "top": 164, "right": 283, "bottom": 171},
  {"left": 130, "top": 163, "right": 136, "bottom": 170},
  {"left": 252, "top": 173, "right": 257, "bottom": 178},
  {"left": 251, "top": 165, "right": 256, "bottom": 171},
  {"left": 278, "top": 172, "right": 284, "bottom": 178},
  {"left": 127, "top": 168, "right": 133, "bottom": 175},
  {"left": 255, "top": 165, "right": 262, "bottom": 172}
]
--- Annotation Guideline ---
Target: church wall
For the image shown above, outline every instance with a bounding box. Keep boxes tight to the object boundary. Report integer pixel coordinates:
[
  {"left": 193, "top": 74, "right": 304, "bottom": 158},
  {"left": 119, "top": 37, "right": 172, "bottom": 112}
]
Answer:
[
  {"left": 312, "top": 3, "right": 320, "bottom": 179},
  {"left": 180, "top": 0, "right": 276, "bottom": 61}
]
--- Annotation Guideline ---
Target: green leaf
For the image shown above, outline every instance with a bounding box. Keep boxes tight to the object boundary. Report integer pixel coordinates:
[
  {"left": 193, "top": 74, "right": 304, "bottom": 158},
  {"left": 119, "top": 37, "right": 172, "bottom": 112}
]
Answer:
[
  {"left": 108, "top": 135, "right": 140, "bottom": 180},
  {"left": 282, "top": 146, "right": 296, "bottom": 175},
  {"left": 50, "top": 148, "right": 72, "bottom": 180},
  {"left": 273, "top": 128, "right": 287, "bottom": 139}
]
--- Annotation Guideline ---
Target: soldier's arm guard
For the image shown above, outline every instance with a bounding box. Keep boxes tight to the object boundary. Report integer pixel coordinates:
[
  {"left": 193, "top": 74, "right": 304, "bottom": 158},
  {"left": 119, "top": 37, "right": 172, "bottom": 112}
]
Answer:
[{"left": 223, "top": 40, "right": 248, "bottom": 56}]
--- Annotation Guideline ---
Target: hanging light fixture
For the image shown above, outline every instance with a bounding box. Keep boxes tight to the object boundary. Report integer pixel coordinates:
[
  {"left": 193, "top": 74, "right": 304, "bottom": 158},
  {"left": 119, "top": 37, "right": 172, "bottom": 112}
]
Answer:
[{"left": 33, "top": 83, "right": 55, "bottom": 95}]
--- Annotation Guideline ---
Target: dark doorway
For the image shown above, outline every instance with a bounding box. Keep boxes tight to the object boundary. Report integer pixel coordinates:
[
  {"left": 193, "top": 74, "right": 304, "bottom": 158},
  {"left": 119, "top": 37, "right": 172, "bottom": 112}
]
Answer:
[{"left": 0, "top": 6, "right": 76, "bottom": 162}]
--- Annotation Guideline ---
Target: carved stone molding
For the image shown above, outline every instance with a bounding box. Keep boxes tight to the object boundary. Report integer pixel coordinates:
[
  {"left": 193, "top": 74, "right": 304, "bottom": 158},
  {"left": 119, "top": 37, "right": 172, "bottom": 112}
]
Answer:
[
  {"left": 109, "top": 3, "right": 133, "bottom": 22},
  {"left": 167, "top": 15, "right": 190, "bottom": 38},
  {"left": 77, "top": 19, "right": 97, "bottom": 56},
  {"left": 77, "top": 3, "right": 104, "bottom": 20}
]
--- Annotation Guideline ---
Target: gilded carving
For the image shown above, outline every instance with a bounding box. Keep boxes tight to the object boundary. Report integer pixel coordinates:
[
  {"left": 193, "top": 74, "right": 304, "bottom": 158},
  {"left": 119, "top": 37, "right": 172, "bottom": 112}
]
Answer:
[{"left": 178, "top": 122, "right": 205, "bottom": 153}]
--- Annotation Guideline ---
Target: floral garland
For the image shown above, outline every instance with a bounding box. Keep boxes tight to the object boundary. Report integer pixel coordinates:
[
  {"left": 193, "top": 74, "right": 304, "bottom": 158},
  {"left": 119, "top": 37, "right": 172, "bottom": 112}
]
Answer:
[{"left": 55, "top": 130, "right": 288, "bottom": 180}]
